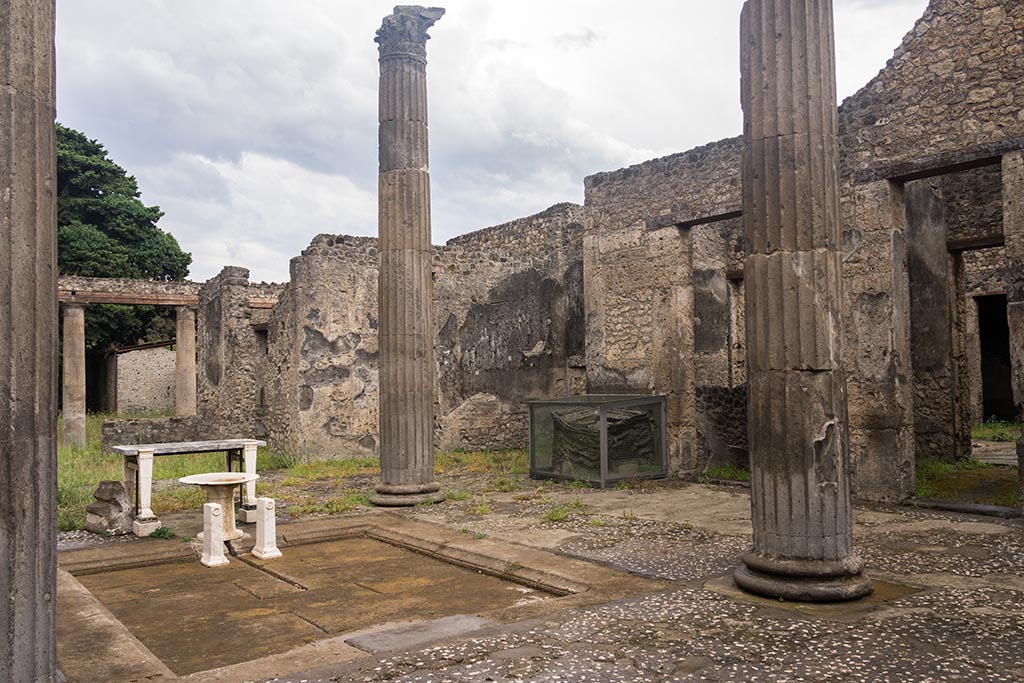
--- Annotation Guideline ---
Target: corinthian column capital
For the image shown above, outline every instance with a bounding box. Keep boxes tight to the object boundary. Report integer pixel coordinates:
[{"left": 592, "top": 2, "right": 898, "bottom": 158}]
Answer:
[{"left": 376, "top": 6, "right": 445, "bottom": 61}]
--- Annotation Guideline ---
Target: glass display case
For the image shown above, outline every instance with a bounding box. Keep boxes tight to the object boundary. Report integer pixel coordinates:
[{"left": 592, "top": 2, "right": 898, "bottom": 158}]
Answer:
[{"left": 528, "top": 395, "right": 667, "bottom": 487}]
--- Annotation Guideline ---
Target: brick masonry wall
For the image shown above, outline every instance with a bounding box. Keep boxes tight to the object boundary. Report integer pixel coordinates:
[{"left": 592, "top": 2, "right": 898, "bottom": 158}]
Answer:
[{"left": 261, "top": 235, "right": 381, "bottom": 459}]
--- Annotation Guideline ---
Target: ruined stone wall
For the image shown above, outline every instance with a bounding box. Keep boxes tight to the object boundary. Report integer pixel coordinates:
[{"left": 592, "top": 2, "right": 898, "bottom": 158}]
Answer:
[
  {"left": 577, "top": 0, "right": 1022, "bottom": 495},
  {"left": 100, "top": 416, "right": 204, "bottom": 452},
  {"left": 196, "top": 266, "right": 262, "bottom": 439},
  {"left": 836, "top": 0, "right": 1022, "bottom": 498},
  {"left": 965, "top": 247, "right": 1010, "bottom": 295},
  {"left": 905, "top": 182, "right": 973, "bottom": 462},
  {"left": 258, "top": 205, "right": 586, "bottom": 459},
  {"left": 436, "top": 203, "right": 587, "bottom": 450},
  {"left": 837, "top": 0, "right": 1024, "bottom": 177},
  {"left": 114, "top": 346, "right": 175, "bottom": 414},
  {"left": 261, "top": 235, "right": 381, "bottom": 459},
  {"left": 941, "top": 165, "right": 1004, "bottom": 245},
  {"left": 583, "top": 138, "right": 742, "bottom": 477}
]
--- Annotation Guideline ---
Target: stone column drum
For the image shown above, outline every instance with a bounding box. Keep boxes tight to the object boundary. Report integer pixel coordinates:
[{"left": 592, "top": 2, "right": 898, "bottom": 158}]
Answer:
[
  {"left": 1002, "top": 151, "right": 1024, "bottom": 509},
  {"left": 0, "top": 0, "right": 60, "bottom": 679},
  {"left": 175, "top": 305, "right": 197, "bottom": 417},
  {"left": 735, "top": 0, "right": 872, "bottom": 601},
  {"left": 371, "top": 6, "right": 446, "bottom": 507},
  {"left": 61, "top": 303, "right": 87, "bottom": 447}
]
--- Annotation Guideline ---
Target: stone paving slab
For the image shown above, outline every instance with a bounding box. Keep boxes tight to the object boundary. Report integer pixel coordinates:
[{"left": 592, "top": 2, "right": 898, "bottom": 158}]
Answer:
[
  {"left": 254, "top": 484, "right": 1024, "bottom": 683},
  {"left": 57, "top": 482, "right": 1024, "bottom": 682}
]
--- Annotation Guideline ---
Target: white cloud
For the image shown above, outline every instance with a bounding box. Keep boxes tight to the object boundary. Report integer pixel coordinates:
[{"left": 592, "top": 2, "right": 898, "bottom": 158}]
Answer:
[
  {"left": 55, "top": 0, "right": 931, "bottom": 283},
  {"left": 139, "top": 153, "right": 375, "bottom": 282}
]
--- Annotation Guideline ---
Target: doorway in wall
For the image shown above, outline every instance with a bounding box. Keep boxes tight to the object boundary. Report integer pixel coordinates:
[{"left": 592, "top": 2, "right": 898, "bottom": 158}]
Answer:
[{"left": 976, "top": 294, "right": 1017, "bottom": 422}]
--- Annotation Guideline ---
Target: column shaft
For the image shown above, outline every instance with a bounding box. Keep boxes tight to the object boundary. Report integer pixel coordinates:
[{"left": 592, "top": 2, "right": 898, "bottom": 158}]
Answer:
[
  {"left": 736, "top": 0, "right": 871, "bottom": 601},
  {"left": 1002, "top": 151, "right": 1024, "bottom": 509},
  {"left": 0, "top": 0, "right": 59, "bottom": 679},
  {"left": 175, "top": 306, "right": 197, "bottom": 416},
  {"left": 372, "top": 6, "right": 445, "bottom": 506},
  {"left": 61, "top": 304, "right": 86, "bottom": 447}
]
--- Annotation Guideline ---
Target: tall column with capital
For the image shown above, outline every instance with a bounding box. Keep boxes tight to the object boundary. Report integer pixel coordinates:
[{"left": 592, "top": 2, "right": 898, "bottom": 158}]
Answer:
[
  {"left": 371, "top": 6, "right": 446, "bottom": 506},
  {"left": 61, "top": 303, "right": 87, "bottom": 447},
  {"left": 0, "top": 0, "right": 59, "bottom": 679},
  {"left": 735, "top": 0, "right": 872, "bottom": 601},
  {"left": 175, "top": 305, "right": 197, "bottom": 416}
]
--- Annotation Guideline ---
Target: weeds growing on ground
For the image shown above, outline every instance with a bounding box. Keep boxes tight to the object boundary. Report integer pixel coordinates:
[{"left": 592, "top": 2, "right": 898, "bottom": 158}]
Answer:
[
  {"left": 542, "top": 505, "right": 570, "bottom": 523},
  {"left": 57, "top": 414, "right": 532, "bottom": 531},
  {"left": 435, "top": 449, "right": 529, "bottom": 475},
  {"left": 701, "top": 465, "right": 752, "bottom": 483},
  {"left": 541, "top": 496, "right": 588, "bottom": 523},
  {"left": 972, "top": 418, "right": 1021, "bottom": 443},
  {"left": 488, "top": 477, "right": 524, "bottom": 493},
  {"left": 916, "top": 457, "right": 1019, "bottom": 508},
  {"left": 57, "top": 412, "right": 225, "bottom": 531}
]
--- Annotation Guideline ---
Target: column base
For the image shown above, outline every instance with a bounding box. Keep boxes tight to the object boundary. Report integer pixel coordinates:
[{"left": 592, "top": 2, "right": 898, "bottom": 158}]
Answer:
[
  {"left": 253, "top": 547, "right": 283, "bottom": 561},
  {"left": 132, "top": 518, "right": 162, "bottom": 537},
  {"left": 370, "top": 482, "right": 445, "bottom": 507},
  {"left": 734, "top": 552, "right": 873, "bottom": 603}
]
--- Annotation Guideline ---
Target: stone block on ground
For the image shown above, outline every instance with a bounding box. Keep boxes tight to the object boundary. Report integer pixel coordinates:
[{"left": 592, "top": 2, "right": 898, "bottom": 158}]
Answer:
[{"left": 84, "top": 481, "right": 133, "bottom": 536}]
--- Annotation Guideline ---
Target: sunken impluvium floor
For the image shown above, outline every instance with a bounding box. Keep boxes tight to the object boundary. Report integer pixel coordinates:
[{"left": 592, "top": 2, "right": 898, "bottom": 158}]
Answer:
[{"left": 57, "top": 479, "right": 1024, "bottom": 683}]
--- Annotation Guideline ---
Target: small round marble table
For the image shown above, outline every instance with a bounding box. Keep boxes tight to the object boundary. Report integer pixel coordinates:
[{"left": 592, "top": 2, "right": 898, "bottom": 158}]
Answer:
[{"left": 179, "top": 472, "right": 260, "bottom": 541}]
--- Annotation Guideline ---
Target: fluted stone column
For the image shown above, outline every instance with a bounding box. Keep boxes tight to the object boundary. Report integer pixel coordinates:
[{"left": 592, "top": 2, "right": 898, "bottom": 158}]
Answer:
[
  {"left": 175, "top": 305, "right": 197, "bottom": 416},
  {"left": 735, "top": 0, "right": 872, "bottom": 601},
  {"left": 1003, "top": 151, "right": 1024, "bottom": 509},
  {"left": 371, "top": 6, "right": 446, "bottom": 507},
  {"left": 61, "top": 303, "right": 86, "bottom": 447},
  {"left": 0, "top": 0, "right": 59, "bottom": 679}
]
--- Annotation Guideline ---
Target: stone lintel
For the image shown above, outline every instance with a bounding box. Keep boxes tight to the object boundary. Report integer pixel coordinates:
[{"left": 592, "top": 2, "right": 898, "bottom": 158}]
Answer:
[
  {"left": 58, "top": 288, "right": 276, "bottom": 309},
  {"left": 644, "top": 205, "right": 742, "bottom": 232},
  {"left": 853, "top": 135, "right": 1023, "bottom": 185}
]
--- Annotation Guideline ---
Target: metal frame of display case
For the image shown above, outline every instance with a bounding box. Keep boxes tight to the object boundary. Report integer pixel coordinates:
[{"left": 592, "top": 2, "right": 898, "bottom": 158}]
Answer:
[{"left": 527, "top": 394, "right": 668, "bottom": 488}]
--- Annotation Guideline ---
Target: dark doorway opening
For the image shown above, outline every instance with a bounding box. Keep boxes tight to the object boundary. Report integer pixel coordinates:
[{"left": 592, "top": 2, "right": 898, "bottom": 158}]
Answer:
[{"left": 977, "top": 294, "right": 1016, "bottom": 421}]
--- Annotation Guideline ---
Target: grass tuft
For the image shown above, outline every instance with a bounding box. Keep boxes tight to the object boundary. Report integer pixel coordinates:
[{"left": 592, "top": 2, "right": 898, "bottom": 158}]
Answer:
[
  {"left": 916, "top": 457, "right": 1019, "bottom": 508},
  {"left": 702, "top": 465, "right": 751, "bottom": 483},
  {"left": 972, "top": 418, "right": 1021, "bottom": 443},
  {"left": 444, "top": 489, "right": 473, "bottom": 502},
  {"left": 435, "top": 449, "right": 528, "bottom": 475}
]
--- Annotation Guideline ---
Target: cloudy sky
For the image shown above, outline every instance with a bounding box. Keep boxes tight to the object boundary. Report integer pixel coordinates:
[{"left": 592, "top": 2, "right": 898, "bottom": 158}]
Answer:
[{"left": 55, "top": 0, "right": 929, "bottom": 283}]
